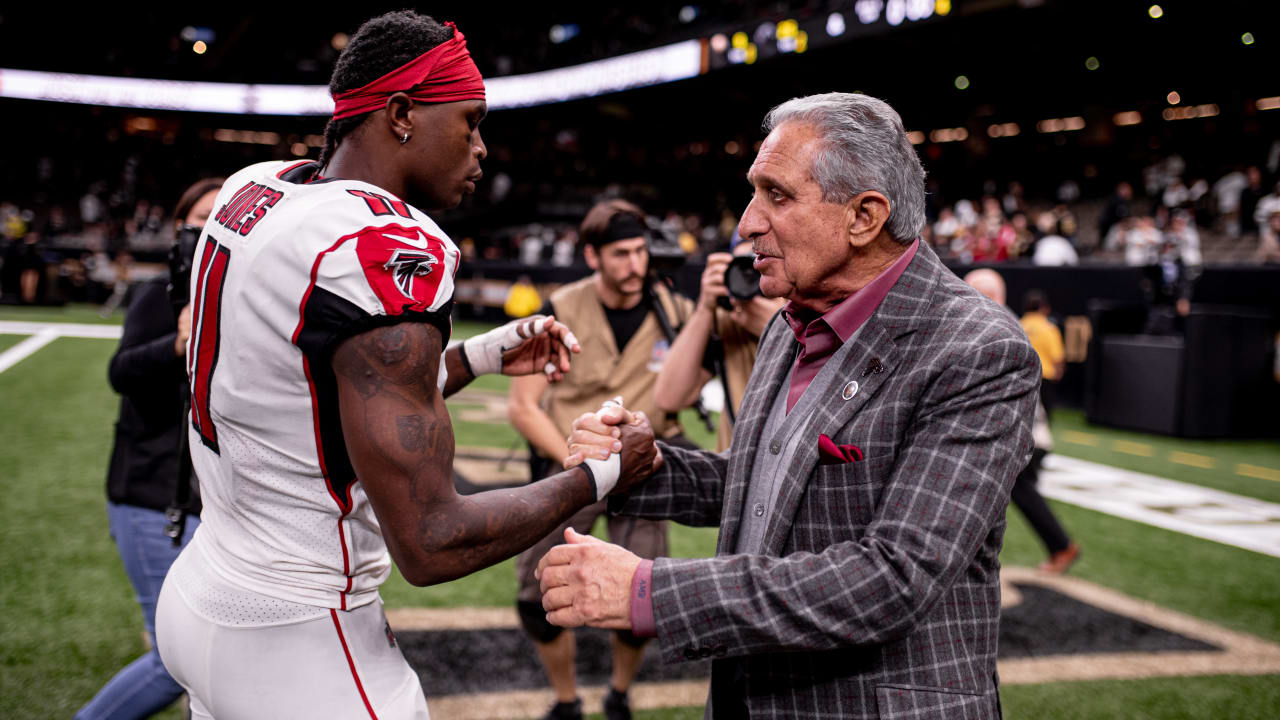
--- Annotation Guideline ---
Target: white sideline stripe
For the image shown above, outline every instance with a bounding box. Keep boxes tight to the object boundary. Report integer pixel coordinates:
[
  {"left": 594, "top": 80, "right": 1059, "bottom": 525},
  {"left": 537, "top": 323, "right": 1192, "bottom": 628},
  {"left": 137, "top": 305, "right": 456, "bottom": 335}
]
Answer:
[
  {"left": 1040, "top": 454, "right": 1280, "bottom": 558},
  {"left": 0, "top": 321, "right": 123, "bottom": 374},
  {"left": 0, "top": 320, "right": 124, "bottom": 338},
  {"left": 0, "top": 328, "right": 60, "bottom": 374}
]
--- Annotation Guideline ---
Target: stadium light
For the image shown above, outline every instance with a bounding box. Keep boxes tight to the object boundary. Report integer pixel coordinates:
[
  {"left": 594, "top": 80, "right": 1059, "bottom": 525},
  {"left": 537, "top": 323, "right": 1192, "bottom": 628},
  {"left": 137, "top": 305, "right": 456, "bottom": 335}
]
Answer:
[
  {"left": 936, "top": 0, "right": 952, "bottom": 16},
  {"left": 1241, "top": 32, "right": 1255, "bottom": 46},
  {"left": 1258, "top": 96, "right": 1280, "bottom": 111},
  {"left": 954, "top": 75, "right": 970, "bottom": 90},
  {"left": 887, "top": 0, "right": 907, "bottom": 26},
  {"left": 826, "top": 13, "right": 847, "bottom": 37},
  {"left": 192, "top": 41, "right": 207, "bottom": 55},
  {"left": 1148, "top": 5, "right": 1164, "bottom": 19},
  {"left": 1113, "top": 111, "right": 1143, "bottom": 126},
  {"left": 1085, "top": 56, "right": 1100, "bottom": 71},
  {"left": 855, "top": 0, "right": 884, "bottom": 25},
  {"left": 1166, "top": 91, "right": 1181, "bottom": 105},
  {"left": 679, "top": 6, "right": 699, "bottom": 23},
  {"left": 0, "top": 39, "right": 704, "bottom": 114}
]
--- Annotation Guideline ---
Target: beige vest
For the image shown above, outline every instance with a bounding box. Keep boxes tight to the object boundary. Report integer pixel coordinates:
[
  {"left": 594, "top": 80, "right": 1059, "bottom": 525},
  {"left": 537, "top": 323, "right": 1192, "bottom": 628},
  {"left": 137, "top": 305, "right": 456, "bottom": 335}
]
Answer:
[{"left": 541, "top": 277, "right": 692, "bottom": 457}]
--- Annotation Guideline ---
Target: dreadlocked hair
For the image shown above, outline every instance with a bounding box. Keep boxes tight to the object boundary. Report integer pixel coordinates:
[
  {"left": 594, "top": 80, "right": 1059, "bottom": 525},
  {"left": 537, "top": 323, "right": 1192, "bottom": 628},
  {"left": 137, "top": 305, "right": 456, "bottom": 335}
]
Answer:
[{"left": 314, "top": 11, "right": 455, "bottom": 177}]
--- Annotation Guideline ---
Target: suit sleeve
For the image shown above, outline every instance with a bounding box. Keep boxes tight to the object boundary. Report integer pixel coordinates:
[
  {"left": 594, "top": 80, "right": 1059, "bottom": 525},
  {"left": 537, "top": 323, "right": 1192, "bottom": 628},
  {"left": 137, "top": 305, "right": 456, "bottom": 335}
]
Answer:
[
  {"left": 646, "top": 329, "right": 1040, "bottom": 663},
  {"left": 609, "top": 441, "right": 728, "bottom": 527}
]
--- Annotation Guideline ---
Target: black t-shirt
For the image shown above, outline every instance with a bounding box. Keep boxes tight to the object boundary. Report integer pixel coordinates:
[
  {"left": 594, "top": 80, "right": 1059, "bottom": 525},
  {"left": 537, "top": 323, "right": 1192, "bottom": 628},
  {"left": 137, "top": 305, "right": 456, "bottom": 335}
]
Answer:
[{"left": 543, "top": 295, "right": 652, "bottom": 352}]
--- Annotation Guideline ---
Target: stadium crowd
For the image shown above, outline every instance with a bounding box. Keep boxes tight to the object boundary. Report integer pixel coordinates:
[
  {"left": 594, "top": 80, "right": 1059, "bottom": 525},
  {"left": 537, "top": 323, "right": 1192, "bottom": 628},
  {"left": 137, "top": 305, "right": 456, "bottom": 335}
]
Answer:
[{"left": 5, "top": 148, "right": 1279, "bottom": 307}]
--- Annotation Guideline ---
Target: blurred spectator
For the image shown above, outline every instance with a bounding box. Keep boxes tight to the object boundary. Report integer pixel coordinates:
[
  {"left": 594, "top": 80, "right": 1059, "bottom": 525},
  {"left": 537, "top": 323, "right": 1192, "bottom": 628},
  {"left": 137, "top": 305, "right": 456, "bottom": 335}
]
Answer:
[
  {"left": 1254, "top": 181, "right": 1280, "bottom": 261},
  {"left": 1164, "top": 211, "right": 1203, "bottom": 268},
  {"left": 1237, "top": 167, "right": 1266, "bottom": 239},
  {"left": 1032, "top": 212, "right": 1079, "bottom": 266},
  {"left": 1259, "top": 210, "right": 1280, "bottom": 264},
  {"left": 1099, "top": 181, "right": 1135, "bottom": 245},
  {"left": 1213, "top": 167, "right": 1248, "bottom": 237},
  {"left": 504, "top": 274, "right": 543, "bottom": 318},
  {"left": 1118, "top": 216, "right": 1162, "bottom": 266}
]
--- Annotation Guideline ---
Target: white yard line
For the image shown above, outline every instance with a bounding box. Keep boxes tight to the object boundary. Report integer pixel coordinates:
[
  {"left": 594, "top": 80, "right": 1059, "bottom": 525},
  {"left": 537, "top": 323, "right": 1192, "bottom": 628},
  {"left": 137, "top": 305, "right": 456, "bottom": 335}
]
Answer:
[
  {"left": 0, "top": 320, "right": 122, "bottom": 374},
  {"left": 0, "top": 328, "right": 61, "bottom": 374},
  {"left": 0, "top": 320, "right": 123, "bottom": 339},
  {"left": 1041, "top": 454, "right": 1280, "bottom": 558}
]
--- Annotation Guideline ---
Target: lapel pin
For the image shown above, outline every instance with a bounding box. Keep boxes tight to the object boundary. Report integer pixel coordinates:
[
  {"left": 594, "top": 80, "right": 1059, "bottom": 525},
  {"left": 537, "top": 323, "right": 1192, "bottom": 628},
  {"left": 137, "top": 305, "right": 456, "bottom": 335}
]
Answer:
[
  {"left": 863, "top": 358, "right": 885, "bottom": 377},
  {"left": 842, "top": 380, "right": 859, "bottom": 400}
]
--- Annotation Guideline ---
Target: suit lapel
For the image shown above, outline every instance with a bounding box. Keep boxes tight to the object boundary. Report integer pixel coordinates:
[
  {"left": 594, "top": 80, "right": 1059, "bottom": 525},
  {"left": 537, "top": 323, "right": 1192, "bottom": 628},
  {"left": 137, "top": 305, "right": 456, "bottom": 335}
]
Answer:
[
  {"left": 756, "top": 243, "right": 944, "bottom": 556},
  {"left": 717, "top": 311, "right": 796, "bottom": 555}
]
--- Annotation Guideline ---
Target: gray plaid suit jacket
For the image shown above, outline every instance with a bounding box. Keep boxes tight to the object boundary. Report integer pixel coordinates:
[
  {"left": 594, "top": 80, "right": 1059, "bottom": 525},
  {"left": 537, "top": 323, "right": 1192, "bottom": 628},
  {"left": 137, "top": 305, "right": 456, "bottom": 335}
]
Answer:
[{"left": 614, "top": 242, "right": 1040, "bottom": 719}]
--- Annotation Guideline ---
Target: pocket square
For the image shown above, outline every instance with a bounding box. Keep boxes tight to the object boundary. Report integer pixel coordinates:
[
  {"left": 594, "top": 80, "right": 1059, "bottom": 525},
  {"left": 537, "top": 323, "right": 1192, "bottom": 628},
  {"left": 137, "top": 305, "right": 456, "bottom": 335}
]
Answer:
[{"left": 818, "top": 433, "right": 863, "bottom": 464}]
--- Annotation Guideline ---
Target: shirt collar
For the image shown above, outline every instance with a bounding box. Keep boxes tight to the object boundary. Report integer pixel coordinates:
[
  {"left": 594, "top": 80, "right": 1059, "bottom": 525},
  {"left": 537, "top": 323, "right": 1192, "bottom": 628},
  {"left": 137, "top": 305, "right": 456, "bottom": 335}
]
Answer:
[{"left": 784, "top": 238, "right": 919, "bottom": 345}]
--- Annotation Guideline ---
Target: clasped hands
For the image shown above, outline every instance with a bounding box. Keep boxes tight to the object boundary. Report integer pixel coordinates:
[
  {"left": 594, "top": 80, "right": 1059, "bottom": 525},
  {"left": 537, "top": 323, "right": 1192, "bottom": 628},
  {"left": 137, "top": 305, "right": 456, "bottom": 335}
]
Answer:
[{"left": 536, "top": 398, "right": 663, "bottom": 630}]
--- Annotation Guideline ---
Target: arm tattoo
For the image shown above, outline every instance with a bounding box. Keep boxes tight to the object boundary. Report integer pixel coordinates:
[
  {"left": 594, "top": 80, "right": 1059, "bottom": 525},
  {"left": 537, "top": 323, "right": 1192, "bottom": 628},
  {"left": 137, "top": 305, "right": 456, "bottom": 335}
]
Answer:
[{"left": 396, "top": 415, "right": 428, "bottom": 453}]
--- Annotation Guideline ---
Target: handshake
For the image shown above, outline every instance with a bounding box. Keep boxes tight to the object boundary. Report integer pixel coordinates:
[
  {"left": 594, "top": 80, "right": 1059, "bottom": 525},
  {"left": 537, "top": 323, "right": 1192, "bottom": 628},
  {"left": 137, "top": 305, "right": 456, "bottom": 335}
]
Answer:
[
  {"left": 563, "top": 397, "right": 663, "bottom": 501},
  {"left": 534, "top": 398, "right": 664, "bottom": 631}
]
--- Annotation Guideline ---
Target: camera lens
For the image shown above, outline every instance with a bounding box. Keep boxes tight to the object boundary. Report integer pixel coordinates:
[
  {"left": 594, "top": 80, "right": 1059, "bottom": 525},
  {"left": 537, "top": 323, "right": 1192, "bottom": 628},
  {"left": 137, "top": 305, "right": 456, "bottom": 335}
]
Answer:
[{"left": 724, "top": 255, "right": 762, "bottom": 301}]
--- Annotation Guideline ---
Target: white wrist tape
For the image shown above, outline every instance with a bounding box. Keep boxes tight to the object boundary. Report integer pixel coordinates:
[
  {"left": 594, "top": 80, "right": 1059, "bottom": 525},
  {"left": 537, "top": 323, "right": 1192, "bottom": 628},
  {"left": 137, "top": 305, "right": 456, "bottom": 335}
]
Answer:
[
  {"left": 581, "top": 453, "right": 621, "bottom": 501},
  {"left": 462, "top": 316, "right": 558, "bottom": 377}
]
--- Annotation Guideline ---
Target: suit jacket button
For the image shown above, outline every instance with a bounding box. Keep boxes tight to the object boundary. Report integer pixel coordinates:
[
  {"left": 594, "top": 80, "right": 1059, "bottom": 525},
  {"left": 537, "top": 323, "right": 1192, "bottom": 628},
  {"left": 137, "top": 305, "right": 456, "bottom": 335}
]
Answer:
[
  {"left": 769, "top": 440, "right": 781, "bottom": 454},
  {"left": 683, "top": 647, "right": 698, "bottom": 660},
  {"left": 699, "top": 647, "right": 713, "bottom": 659}
]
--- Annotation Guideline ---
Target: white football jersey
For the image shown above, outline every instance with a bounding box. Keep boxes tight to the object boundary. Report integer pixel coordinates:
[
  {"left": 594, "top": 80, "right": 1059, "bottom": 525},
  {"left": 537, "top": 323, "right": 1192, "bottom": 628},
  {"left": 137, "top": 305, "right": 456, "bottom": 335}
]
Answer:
[{"left": 184, "top": 160, "right": 459, "bottom": 610}]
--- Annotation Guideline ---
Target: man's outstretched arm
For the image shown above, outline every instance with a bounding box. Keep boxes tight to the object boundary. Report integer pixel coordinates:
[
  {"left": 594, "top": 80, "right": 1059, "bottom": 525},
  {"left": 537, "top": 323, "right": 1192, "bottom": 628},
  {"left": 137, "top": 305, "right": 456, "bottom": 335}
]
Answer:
[{"left": 333, "top": 321, "right": 645, "bottom": 586}]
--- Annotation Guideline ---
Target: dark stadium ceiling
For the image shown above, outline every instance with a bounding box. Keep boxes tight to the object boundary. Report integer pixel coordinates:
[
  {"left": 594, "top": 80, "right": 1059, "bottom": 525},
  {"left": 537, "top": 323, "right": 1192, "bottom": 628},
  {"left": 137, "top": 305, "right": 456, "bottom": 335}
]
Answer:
[{"left": 1, "top": 1, "right": 1270, "bottom": 88}]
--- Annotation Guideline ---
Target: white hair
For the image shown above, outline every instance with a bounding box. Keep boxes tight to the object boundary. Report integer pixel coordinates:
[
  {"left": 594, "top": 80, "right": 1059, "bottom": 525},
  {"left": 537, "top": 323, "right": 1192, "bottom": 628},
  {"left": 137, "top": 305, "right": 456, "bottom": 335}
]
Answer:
[{"left": 764, "top": 92, "right": 927, "bottom": 244}]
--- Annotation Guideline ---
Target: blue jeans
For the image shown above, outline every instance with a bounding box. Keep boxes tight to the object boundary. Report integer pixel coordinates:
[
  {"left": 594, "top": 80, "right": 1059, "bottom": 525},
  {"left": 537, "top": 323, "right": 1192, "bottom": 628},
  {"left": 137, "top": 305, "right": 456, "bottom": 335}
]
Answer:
[{"left": 76, "top": 502, "right": 200, "bottom": 720}]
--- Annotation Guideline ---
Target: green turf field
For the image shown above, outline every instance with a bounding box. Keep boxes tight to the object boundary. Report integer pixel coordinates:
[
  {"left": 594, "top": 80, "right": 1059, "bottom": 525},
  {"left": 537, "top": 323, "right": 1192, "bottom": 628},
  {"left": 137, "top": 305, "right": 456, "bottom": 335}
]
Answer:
[{"left": 2, "top": 307, "right": 1278, "bottom": 719}]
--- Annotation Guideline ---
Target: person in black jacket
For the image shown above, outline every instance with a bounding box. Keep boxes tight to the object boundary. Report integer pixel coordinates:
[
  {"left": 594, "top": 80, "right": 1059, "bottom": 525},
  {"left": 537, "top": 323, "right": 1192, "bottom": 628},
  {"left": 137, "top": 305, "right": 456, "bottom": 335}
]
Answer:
[{"left": 76, "top": 177, "right": 223, "bottom": 720}]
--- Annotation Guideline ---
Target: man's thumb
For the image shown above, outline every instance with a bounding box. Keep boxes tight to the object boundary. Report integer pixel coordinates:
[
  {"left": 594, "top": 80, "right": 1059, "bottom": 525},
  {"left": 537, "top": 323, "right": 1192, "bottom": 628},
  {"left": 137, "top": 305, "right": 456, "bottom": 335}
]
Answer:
[{"left": 565, "top": 527, "right": 602, "bottom": 544}]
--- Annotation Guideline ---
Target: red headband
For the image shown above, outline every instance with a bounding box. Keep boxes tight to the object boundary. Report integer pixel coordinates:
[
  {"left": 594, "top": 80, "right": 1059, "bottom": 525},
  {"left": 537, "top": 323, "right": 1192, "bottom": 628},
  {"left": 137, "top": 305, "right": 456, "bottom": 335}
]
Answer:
[{"left": 331, "top": 22, "right": 486, "bottom": 120}]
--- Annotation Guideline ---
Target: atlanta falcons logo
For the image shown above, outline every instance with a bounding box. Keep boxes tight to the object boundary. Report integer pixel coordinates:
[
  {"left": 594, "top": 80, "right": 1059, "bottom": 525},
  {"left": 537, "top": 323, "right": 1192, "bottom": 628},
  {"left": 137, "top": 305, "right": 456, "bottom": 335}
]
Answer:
[{"left": 383, "top": 247, "right": 439, "bottom": 300}]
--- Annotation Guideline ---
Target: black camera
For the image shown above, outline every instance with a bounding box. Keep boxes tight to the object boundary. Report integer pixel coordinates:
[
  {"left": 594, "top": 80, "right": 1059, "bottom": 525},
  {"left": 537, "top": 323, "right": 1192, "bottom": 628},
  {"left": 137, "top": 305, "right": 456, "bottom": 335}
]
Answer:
[
  {"left": 168, "top": 224, "right": 202, "bottom": 316},
  {"left": 724, "top": 255, "right": 762, "bottom": 301}
]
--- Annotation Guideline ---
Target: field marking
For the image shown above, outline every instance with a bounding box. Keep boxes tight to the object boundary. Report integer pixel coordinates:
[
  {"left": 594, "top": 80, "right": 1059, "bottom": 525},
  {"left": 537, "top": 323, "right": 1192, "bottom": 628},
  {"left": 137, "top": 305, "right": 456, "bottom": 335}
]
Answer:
[
  {"left": 0, "top": 328, "right": 59, "bottom": 374},
  {"left": 0, "top": 321, "right": 122, "bottom": 375},
  {"left": 1112, "top": 439, "right": 1155, "bottom": 457},
  {"left": 396, "top": 570, "right": 1280, "bottom": 718},
  {"left": 1168, "top": 451, "right": 1215, "bottom": 469},
  {"left": 999, "top": 567, "right": 1280, "bottom": 683},
  {"left": 0, "top": 320, "right": 123, "bottom": 338},
  {"left": 1236, "top": 463, "right": 1280, "bottom": 483},
  {"left": 1040, "top": 454, "right": 1280, "bottom": 558},
  {"left": 1061, "top": 430, "right": 1099, "bottom": 447}
]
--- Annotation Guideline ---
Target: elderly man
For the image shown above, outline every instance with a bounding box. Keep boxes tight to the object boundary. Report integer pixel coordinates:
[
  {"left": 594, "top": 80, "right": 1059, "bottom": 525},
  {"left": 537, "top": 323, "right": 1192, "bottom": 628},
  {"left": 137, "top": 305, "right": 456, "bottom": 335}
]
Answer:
[{"left": 537, "top": 92, "right": 1039, "bottom": 719}]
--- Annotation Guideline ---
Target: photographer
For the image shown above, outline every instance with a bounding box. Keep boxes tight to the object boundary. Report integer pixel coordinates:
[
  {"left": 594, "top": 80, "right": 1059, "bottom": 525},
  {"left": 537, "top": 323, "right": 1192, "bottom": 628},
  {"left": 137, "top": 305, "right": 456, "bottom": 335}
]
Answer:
[
  {"left": 655, "top": 238, "right": 785, "bottom": 451},
  {"left": 76, "top": 177, "right": 222, "bottom": 720}
]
